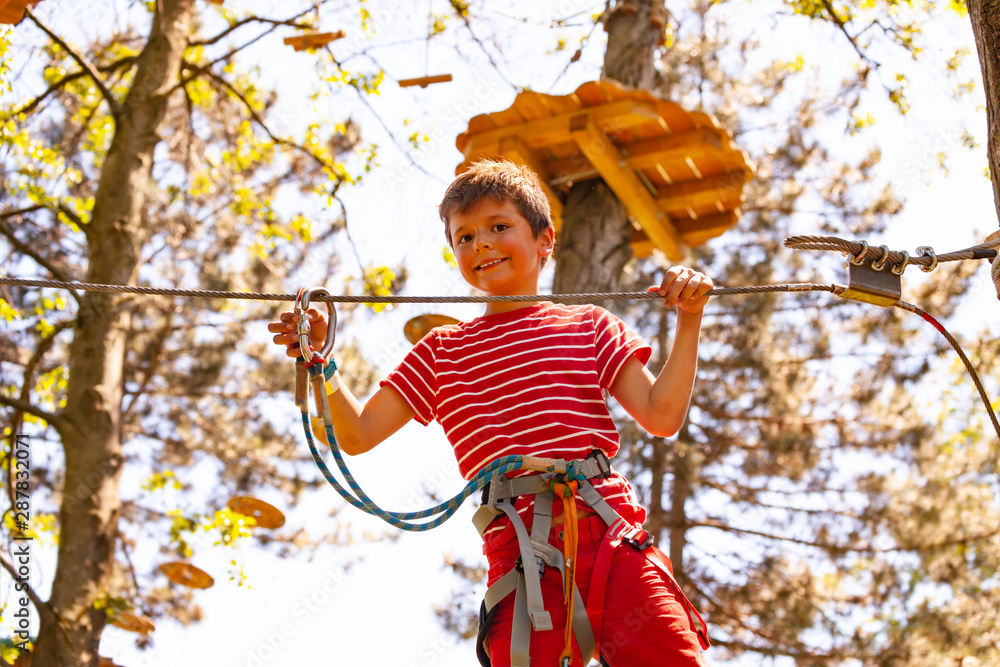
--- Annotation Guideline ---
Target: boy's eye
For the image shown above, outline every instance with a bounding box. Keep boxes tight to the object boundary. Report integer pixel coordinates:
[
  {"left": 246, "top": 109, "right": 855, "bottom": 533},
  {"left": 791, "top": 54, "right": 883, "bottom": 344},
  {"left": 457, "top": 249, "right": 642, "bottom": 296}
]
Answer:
[
  {"left": 493, "top": 223, "right": 508, "bottom": 232},
  {"left": 457, "top": 234, "right": 473, "bottom": 244}
]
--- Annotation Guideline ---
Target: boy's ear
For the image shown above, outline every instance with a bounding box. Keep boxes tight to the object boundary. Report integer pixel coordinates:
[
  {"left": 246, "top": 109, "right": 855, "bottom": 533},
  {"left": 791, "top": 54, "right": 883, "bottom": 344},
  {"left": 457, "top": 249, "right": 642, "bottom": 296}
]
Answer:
[{"left": 538, "top": 226, "right": 555, "bottom": 257}]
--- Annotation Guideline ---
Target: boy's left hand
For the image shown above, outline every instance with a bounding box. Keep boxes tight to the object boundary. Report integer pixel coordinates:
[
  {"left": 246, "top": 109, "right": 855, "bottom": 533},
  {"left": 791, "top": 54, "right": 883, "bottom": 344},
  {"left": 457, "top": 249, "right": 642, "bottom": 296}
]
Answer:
[{"left": 648, "top": 266, "right": 714, "bottom": 315}]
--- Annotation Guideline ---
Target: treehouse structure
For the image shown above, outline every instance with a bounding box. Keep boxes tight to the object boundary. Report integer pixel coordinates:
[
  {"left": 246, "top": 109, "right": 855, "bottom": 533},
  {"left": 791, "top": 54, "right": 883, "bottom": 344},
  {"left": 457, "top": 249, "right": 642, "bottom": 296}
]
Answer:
[
  {"left": 0, "top": 0, "right": 40, "bottom": 24},
  {"left": 456, "top": 80, "right": 754, "bottom": 260}
]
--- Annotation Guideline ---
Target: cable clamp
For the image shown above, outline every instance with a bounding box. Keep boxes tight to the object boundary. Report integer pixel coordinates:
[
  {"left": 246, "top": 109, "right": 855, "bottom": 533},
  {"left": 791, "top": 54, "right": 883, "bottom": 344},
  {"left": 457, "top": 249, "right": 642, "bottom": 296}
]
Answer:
[
  {"left": 847, "top": 240, "right": 869, "bottom": 267},
  {"left": 839, "top": 249, "right": 901, "bottom": 308},
  {"left": 890, "top": 250, "right": 910, "bottom": 276},
  {"left": 871, "top": 245, "right": 890, "bottom": 272},
  {"left": 916, "top": 246, "right": 938, "bottom": 273}
]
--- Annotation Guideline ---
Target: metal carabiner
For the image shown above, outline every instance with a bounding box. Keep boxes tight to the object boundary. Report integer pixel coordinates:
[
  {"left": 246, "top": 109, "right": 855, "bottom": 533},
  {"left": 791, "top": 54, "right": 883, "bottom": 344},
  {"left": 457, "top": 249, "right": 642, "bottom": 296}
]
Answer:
[{"left": 294, "top": 286, "right": 338, "bottom": 364}]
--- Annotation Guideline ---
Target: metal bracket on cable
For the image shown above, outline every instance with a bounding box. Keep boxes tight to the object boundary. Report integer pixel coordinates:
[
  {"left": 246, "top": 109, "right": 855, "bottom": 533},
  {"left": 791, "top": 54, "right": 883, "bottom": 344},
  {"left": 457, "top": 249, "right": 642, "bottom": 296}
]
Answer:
[{"left": 838, "top": 242, "right": 902, "bottom": 307}]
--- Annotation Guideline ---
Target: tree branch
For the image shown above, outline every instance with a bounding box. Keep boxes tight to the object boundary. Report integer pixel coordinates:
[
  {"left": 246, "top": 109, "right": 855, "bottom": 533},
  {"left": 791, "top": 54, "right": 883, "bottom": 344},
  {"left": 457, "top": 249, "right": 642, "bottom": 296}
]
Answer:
[
  {"left": 5, "top": 320, "right": 72, "bottom": 514},
  {"left": 188, "top": 11, "right": 315, "bottom": 48},
  {"left": 0, "top": 395, "right": 65, "bottom": 431},
  {"left": 9, "top": 56, "right": 137, "bottom": 119},
  {"left": 692, "top": 517, "right": 1000, "bottom": 554},
  {"left": 0, "top": 206, "right": 44, "bottom": 221},
  {"left": 25, "top": 8, "right": 123, "bottom": 118},
  {"left": 819, "top": 0, "right": 879, "bottom": 71},
  {"left": 122, "top": 305, "right": 175, "bottom": 422},
  {"left": 0, "top": 219, "right": 83, "bottom": 293},
  {"left": 0, "top": 548, "right": 59, "bottom": 628},
  {"left": 202, "top": 69, "right": 335, "bottom": 176}
]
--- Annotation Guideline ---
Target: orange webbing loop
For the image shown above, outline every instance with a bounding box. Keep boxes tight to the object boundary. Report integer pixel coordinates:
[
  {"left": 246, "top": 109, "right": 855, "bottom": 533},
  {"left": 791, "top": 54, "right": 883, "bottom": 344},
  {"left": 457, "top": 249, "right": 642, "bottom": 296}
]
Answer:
[{"left": 552, "top": 480, "right": 579, "bottom": 667}]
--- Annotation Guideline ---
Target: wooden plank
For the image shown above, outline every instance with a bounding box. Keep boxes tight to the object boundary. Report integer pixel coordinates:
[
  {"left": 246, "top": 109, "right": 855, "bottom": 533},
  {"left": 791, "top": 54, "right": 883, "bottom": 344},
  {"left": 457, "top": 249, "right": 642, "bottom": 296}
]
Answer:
[
  {"left": 655, "top": 170, "right": 747, "bottom": 211},
  {"left": 675, "top": 211, "right": 740, "bottom": 246},
  {"left": 498, "top": 136, "right": 565, "bottom": 233},
  {"left": 575, "top": 81, "right": 613, "bottom": 106},
  {"left": 630, "top": 210, "right": 738, "bottom": 251},
  {"left": 546, "top": 151, "right": 598, "bottom": 185},
  {"left": 569, "top": 113, "right": 686, "bottom": 260},
  {"left": 461, "top": 98, "right": 661, "bottom": 157},
  {"left": 398, "top": 73, "right": 453, "bottom": 88},
  {"left": 630, "top": 227, "right": 656, "bottom": 258},
  {"left": 621, "top": 129, "right": 724, "bottom": 170},
  {"left": 548, "top": 129, "right": 739, "bottom": 182},
  {"left": 653, "top": 100, "right": 696, "bottom": 133},
  {"left": 283, "top": 30, "right": 346, "bottom": 51},
  {"left": 513, "top": 90, "right": 554, "bottom": 122}
]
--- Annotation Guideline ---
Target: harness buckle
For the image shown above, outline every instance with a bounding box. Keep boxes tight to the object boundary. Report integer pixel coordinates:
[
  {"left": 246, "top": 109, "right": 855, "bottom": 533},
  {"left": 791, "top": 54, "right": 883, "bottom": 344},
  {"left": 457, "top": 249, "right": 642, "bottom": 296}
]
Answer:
[
  {"left": 513, "top": 554, "right": 545, "bottom": 578},
  {"left": 622, "top": 527, "right": 654, "bottom": 551},
  {"left": 587, "top": 449, "right": 613, "bottom": 479}
]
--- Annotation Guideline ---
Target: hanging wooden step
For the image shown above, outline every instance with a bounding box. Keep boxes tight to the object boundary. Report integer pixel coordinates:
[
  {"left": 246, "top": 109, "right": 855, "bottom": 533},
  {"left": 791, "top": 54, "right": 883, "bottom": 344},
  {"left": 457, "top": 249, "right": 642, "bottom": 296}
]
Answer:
[
  {"left": 404, "top": 313, "right": 459, "bottom": 344},
  {"left": 228, "top": 496, "right": 285, "bottom": 529},
  {"left": 398, "top": 73, "right": 453, "bottom": 88},
  {"left": 111, "top": 612, "right": 155, "bottom": 635},
  {"left": 159, "top": 561, "right": 215, "bottom": 589},
  {"left": 455, "top": 80, "right": 754, "bottom": 260},
  {"left": 283, "top": 30, "right": 345, "bottom": 52}
]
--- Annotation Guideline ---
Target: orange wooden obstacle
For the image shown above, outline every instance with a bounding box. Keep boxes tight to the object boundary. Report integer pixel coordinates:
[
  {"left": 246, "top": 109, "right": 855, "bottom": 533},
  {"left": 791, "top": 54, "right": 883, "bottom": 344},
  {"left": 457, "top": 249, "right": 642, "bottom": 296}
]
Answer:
[
  {"left": 283, "top": 29, "right": 345, "bottom": 52},
  {"left": 455, "top": 80, "right": 754, "bottom": 259},
  {"left": 399, "top": 73, "right": 453, "bottom": 88},
  {"left": 0, "top": 0, "right": 41, "bottom": 25}
]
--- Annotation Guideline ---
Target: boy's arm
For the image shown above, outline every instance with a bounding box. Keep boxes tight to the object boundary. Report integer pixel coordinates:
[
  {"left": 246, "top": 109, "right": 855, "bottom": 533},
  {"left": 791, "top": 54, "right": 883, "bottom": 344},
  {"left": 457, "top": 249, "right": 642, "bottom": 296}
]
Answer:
[
  {"left": 610, "top": 267, "right": 711, "bottom": 438},
  {"left": 268, "top": 309, "right": 415, "bottom": 455},
  {"left": 322, "top": 382, "right": 416, "bottom": 455}
]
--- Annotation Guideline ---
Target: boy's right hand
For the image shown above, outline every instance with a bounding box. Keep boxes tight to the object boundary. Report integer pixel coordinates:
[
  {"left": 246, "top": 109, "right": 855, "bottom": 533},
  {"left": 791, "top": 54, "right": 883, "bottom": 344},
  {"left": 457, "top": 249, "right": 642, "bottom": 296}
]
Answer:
[{"left": 267, "top": 309, "right": 329, "bottom": 358}]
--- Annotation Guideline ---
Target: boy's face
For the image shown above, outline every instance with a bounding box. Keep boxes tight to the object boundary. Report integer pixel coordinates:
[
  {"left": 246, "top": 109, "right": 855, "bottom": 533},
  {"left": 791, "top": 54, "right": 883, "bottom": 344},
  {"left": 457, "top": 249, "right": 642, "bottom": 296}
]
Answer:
[{"left": 447, "top": 198, "right": 554, "bottom": 299}]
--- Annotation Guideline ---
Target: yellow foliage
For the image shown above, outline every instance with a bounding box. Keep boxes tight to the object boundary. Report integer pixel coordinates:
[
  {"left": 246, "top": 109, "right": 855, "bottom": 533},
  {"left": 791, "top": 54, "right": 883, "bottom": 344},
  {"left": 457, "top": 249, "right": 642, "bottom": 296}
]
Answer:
[
  {"left": 362, "top": 265, "right": 396, "bottom": 313},
  {"left": 948, "top": 0, "right": 968, "bottom": 17},
  {"left": 291, "top": 214, "right": 314, "bottom": 242},
  {"left": 186, "top": 77, "right": 217, "bottom": 109},
  {"left": 0, "top": 298, "right": 20, "bottom": 322},
  {"left": 142, "top": 470, "right": 182, "bottom": 493}
]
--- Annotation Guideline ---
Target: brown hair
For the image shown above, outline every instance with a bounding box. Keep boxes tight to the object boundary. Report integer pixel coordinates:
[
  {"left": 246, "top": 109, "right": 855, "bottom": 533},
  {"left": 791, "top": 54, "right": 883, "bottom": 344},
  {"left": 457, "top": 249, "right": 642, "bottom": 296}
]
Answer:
[{"left": 439, "top": 158, "right": 553, "bottom": 247}]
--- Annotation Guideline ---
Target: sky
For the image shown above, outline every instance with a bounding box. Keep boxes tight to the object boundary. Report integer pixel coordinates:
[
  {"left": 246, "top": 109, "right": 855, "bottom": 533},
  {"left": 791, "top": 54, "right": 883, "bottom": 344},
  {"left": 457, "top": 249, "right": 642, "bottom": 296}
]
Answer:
[{"left": 2, "top": 1, "right": 999, "bottom": 666}]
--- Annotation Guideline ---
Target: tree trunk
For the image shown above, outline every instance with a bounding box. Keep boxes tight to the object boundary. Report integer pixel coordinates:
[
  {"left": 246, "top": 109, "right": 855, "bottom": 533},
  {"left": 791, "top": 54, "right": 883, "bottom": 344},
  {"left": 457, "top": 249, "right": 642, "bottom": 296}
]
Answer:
[
  {"left": 551, "top": 0, "right": 664, "bottom": 295},
  {"left": 968, "top": 0, "right": 1000, "bottom": 231},
  {"left": 644, "top": 307, "right": 671, "bottom": 543},
  {"left": 33, "top": 2, "right": 196, "bottom": 665},
  {"left": 668, "top": 433, "right": 693, "bottom": 586}
]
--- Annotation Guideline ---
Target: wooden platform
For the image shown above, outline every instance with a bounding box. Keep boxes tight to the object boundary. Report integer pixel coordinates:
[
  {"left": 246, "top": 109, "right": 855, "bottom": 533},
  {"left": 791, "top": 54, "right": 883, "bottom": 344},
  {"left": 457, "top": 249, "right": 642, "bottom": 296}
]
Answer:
[
  {"left": 455, "top": 80, "right": 754, "bottom": 259},
  {"left": 0, "top": 0, "right": 41, "bottom": 24}
]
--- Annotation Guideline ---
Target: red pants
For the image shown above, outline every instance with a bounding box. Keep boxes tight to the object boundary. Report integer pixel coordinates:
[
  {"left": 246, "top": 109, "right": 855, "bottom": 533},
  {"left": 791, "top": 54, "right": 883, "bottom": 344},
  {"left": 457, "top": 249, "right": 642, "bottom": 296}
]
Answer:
[{"left": 485, "top": 515, "right": 709, "bottom": 667}]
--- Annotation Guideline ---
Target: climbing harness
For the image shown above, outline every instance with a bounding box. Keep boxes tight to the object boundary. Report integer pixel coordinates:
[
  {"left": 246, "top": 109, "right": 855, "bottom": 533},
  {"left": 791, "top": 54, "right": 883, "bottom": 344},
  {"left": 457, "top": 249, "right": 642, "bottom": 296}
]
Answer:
[{"left": 470, "top": 451, "right": 709, "bottom": 666}]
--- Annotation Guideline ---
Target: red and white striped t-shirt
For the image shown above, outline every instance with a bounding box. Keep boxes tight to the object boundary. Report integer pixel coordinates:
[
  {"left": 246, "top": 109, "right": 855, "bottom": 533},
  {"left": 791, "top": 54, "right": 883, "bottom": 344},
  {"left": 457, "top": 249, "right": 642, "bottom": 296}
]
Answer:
[{"left": 381, "top": 302, "right": 652, "bottom": 550}]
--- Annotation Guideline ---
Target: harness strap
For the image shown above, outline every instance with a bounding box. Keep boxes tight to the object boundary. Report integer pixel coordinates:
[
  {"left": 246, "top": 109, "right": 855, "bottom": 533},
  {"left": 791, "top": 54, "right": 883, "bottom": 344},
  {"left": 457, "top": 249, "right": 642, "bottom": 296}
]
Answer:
[
  {"left": 642, "top": 544, "right": 711, "bottom": 651},
  {"left": 552, "top": 480, "right": 580, "bottom": 667},
  {"left": 511, "top": 576, "right": 532, "bottom": 667},
  {"left": 495, "top": 500, "right": 553, "bottom": 632},
  {"left": 585, "top": 521, "right": 622, "bottom": 658},
  {"left": 485, "top": 456, "right": 609, "bottom": 501}
]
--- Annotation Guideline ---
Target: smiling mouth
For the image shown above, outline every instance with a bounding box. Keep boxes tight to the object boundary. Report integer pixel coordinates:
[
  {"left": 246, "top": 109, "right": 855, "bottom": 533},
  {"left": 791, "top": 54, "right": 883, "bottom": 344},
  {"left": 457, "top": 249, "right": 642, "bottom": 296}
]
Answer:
[{"left": 475, "top": 258, "right": 507, "bottom": 271}]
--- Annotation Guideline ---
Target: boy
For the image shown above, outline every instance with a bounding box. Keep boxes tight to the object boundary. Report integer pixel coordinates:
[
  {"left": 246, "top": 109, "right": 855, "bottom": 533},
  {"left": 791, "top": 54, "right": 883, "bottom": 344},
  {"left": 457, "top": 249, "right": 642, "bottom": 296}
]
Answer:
[{"left": 269, "top": 159, "right": 713, "bottom": 666}]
